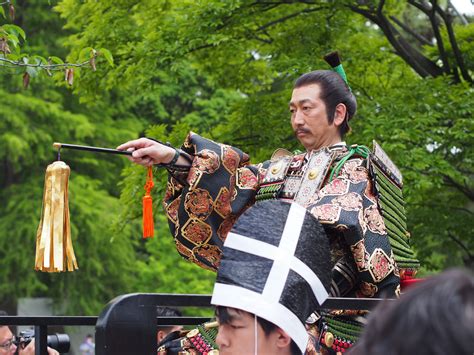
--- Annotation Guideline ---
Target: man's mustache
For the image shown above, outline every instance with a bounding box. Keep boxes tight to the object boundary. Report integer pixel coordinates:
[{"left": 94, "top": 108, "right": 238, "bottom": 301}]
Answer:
[{"left": 294, "top": 128, "right": 311, "bottom": 136}]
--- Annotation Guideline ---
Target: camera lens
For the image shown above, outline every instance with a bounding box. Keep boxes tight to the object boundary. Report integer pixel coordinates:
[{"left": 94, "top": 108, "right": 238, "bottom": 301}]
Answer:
[{"left": 47, "top": 333, "right": 70, "bottom": 353}]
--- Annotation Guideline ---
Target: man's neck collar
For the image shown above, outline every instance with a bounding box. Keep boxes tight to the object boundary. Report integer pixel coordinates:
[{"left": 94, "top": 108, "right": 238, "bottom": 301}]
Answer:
[
  {"left": 330, "top": 141, "right": 346, "bottom": 149},
  {"left": 305, "top": 141, "right": 346, "bottom": 154}
]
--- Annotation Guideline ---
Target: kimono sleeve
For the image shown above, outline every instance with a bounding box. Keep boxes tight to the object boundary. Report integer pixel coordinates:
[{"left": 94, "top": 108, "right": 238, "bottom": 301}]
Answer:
[{"left": 162, "top": 132, "right": 266, "bottom": 271}]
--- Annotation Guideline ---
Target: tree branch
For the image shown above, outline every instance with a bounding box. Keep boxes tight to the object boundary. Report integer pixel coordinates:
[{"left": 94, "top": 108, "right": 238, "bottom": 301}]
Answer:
[
  {"left": 431, "top": 0, "right": 473, "bottom": 83},
  {"left": 409, "top": 0, "right": 454, "bottom": 77},
  {"left": 345, "top": 1, "right": 443, "bottom": 77},
  {"left": 348, "top": 2, "right": 444, "bottom": 78},
  {"left": 257, "top": 6, "right": 328, "bottom": 32},
  {"left": 447, "top": 231, "right": 474, "bottom": 261},
  {"left": 410, "top": 203, "right": 474, "bottom": 216},
  {"left": 376, "top": 0, "right": 386, "bottom": 15},
  {"left": 0, "top": 57, "right": 91, "bottom": 70},
  {"left": 389, "top": 15, "right": 433, "bottom": 47},
  {"left": 443, "top": 174, "right": 474, "bottom": 201}
]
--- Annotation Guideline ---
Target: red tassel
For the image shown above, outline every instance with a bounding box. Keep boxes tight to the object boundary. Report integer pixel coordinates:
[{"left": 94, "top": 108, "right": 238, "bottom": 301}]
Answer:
[{"left": 143, "top": 166, "right": 154, "bottom": 238}]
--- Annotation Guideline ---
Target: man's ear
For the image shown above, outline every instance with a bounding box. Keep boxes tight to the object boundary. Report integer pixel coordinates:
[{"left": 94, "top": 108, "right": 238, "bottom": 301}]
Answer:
[
  {"left": 274, "top": 328, "right": 292, "bottom": 349},
  {"left": 333, "top": 103, "right": 347, "bottom": 127},
  {"left": 157, "top": 330, "right": 166, "bottom": 342}
]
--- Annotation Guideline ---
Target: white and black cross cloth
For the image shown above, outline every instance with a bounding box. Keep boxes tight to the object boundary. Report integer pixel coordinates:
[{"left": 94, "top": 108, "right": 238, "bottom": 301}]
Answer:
[{"left": 211, "top": 200, "right": 332, "bottom": 354}]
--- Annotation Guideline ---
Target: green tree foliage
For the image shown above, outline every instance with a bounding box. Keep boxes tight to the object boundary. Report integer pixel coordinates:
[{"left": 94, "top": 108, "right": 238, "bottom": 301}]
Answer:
[
  {"left": 57, "top": 0, "right": 473, "bottom": 274},
  {"left": 1, "top": 0, "right": 473, "bottom": 316},
  {"left": 0, "top": 1, "right": 146, "bottom": 314}
]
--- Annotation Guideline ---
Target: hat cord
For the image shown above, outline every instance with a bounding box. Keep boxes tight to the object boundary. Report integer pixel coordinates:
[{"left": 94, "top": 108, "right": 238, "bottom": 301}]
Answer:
[{"left": 254, "top": 314, "right": 258, "bottom": 355}]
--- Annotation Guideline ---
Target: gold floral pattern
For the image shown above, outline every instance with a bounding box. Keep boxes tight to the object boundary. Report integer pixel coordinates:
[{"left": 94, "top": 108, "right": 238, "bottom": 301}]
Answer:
[
  {"left": 319, "top": 178, "right": 350, "bottom": 196},
  {"left": 221, "top": 145, "right": 240, "bottom": 174},
  {"left": 364, "top": 204, "right": 387, "bottom": 235},
  {"left": 214, "top": 187, "right": 232, "bottom": 218},
  {"left": 195, "top": 149, "right": 220, "bottom": 174},
  {"left": 187, "top": 167, "right": 203, "bottom": 189},
  {"left": 358, "top": 209, "right": 367, "bottom": 235},
  {"left": 164, "top": 181, "right": 175, "bottom": 201},
  {"left": 217, "top": 216, "right": 236, "bottom": 242},
  {"left": 369, "top": 248, "right": 394, "bottom": 282},
  {"left": 175, "top": 239, "right": 192, "bottom": 259},
  {"left": 166, "top": 195, "right": 181, "bottom": 224},
  {"left": 310, "top": 204, "right": 341, "bottom": 224},
  {"left": 184, "top": 188, "right": 213, "bottom": 220},
  {"left": 357, "top": 281, "right": 378, "bottom": 297},
  {"left": 350, "top": 240, "right": 369, "bottom": 271},
  {"left": 332, "top": 192, "right": 363, "bottom": 211},
  {"left": 236, "top": 167, "right": 258, "bottom": 190},
  {"left": 229, "top": 175, "right": 237, "bottom": 201},
  {"left": 193, "top": 244, "right": 222, "bottom": 270},
  {"left": 181, "top": 218, "right": 212, "bottom": 245},
  {"left": 340, "top": 158, "right": 367, "bottom": 183},
  {"left": 364, "top": 179, "right": 377, "bottom": 203}
]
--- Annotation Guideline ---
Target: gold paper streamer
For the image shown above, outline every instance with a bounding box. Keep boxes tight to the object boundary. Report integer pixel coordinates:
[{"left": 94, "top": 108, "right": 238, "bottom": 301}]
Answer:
[{"left": 35, "top": 161, "right": 78, "bottom": 272}]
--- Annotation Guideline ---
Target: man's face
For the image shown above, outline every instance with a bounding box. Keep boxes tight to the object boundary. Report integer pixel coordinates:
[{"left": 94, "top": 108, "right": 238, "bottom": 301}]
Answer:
[
  {"left": 290, "top": 83, "right": 341, "bottom": 151},
  {"left": 216, "top": 308, "right": 275, "bottom": 355},
  {"left": 0, "top": 326, "right": 16, "bottom": 355}
]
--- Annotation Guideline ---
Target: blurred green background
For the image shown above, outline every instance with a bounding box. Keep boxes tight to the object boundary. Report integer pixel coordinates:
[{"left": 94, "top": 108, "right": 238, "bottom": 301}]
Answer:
[{"left": 0, "top": 0, "right": 472, "bottom": 316}]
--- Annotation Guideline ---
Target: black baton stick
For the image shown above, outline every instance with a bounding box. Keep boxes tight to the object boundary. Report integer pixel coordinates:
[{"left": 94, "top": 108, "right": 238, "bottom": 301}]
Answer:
[{"left": 53, "top": 142, "right": 133, "bottom": 157}]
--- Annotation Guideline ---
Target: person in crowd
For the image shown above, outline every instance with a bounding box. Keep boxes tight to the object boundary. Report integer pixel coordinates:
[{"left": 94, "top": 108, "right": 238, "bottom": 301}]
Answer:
[
  {"left": 79, "top": 333, "right": 95, "bottom": 355},
  {"left": 210, "top": 200, "right": 332, "bottom": 354},
  {"left": 156, "top": 307, "right": 183, "bottom": 344},
  {"left": 0, "top": 310, "right": 59, "bottom": 355},
  {"left": 349, "top": 268, "right": 474, "bottom": 355},
  {"left": 119, "top": 52, "right": 418, "bottom": 353}
]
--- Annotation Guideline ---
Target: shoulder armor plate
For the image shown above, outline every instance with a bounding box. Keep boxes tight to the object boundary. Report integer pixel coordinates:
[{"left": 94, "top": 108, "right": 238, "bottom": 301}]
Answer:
[{"left": 371, "top": 140, "right": 403, "bottom": 188}]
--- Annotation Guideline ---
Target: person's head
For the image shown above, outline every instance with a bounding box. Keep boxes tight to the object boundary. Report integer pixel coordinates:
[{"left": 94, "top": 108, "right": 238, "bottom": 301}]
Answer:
[
  {"left": 215, "top": 306, "right": 299, "bottom": 355},
  {"left": 211, "top": 201, "right": 332, "bottom": 355},
  {"left": 0, "top": 311, "right": 17, "bottom": 355},
  {"left": 156, "top": 307, "right": 183, "bottom": 343},
  {"left": 349, "top": 268, "right": 474, "bottom": 355},
  {"left": 290, "top": 69, "right": 356, "bottom": 151}
]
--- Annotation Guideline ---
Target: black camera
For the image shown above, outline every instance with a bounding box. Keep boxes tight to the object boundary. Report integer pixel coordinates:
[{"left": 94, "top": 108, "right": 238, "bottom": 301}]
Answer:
[{"left": 15, "top": 329, "right": 70, "bottom": 353}]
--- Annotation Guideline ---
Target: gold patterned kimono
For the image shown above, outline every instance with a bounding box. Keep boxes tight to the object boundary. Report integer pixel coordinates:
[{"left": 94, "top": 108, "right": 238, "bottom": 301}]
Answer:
[{"left": 162, "top": 132, "right": 418, "bottom": 353}]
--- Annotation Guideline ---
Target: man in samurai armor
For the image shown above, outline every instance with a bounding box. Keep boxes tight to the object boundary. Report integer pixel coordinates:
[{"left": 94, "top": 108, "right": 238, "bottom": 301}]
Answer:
[{"left": 119, "top": 52, "right": 419, "bottom": 354}]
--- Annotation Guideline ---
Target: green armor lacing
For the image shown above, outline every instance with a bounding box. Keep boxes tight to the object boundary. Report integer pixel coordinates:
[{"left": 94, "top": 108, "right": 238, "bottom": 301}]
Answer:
[
  {"left": 324, "top": 316, "right": 363, "bottom": 343},
  {"left": 329, "top": 145, "right": 371, "bottom": 182},
  {"left": 197, "top": 324, "right": 218, "bottom": 349}
]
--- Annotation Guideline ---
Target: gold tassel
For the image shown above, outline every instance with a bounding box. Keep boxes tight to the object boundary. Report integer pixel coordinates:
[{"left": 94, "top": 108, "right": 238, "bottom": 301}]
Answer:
[{"left": 35, "top": 161, "right": 78, "bottom": 272}]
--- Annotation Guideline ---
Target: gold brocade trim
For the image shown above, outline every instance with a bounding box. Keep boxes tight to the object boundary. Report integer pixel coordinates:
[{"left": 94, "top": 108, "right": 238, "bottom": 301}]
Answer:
[{"left": 295, "top": 149, "right": 337, "bottom": 207}]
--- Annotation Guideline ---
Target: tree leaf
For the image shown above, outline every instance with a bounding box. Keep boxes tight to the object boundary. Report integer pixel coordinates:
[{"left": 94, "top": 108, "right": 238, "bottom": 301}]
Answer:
[
  {"left": 48, "top": 56, "right": 64, "bottom": 64},
  {"left": 26, "top": 66, "right": 38, "bottom": 78},
  {"left": 3, "top": 24, "right": 26, "bottom": 41},
  {"left": 78, "top": 46, "right": 94, "bottom": 61},
  {"left": 99, "top": 48, "right": 114, "bottom": 67}
]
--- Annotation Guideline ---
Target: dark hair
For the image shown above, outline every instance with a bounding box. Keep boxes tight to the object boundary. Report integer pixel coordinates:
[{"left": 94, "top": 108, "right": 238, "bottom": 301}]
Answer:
[
  {"left": 216, "top": 306, "right": 300, "bottom": 355},
  {"left": 157, "top": 307, "right": 182, "bottom": 332},
  {"left": 294, "top": 70, "right": 356, "bottom": 137},
  {"left": 349, "top": 268, "right": 474, "bottom": 355}
]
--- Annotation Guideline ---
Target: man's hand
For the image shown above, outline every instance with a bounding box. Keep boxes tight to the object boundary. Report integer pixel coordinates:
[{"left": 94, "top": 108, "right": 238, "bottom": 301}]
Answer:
[
  {"left": 18, "top": 341, "right": 59, "bottom": 355},
  {"left": 117, "top": 138, "right": 176, "bottom": 167}
]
